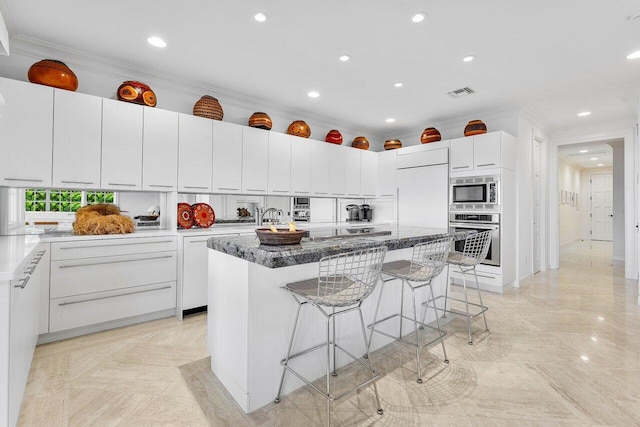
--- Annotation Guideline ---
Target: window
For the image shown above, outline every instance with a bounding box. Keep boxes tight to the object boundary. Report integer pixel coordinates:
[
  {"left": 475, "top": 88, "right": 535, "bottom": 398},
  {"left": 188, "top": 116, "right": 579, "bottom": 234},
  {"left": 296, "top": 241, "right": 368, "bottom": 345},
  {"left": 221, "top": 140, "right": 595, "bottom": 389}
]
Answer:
[{"left": 25, "top": 189, "right": 116, "bottom": 212}]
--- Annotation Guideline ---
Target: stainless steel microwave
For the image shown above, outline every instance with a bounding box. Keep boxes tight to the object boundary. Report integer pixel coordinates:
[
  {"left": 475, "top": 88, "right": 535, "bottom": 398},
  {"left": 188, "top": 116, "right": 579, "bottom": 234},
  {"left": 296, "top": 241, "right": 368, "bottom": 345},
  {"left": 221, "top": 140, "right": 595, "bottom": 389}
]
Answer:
[{"left": 450, "top": 175, "right": 499, "bottom": 206}]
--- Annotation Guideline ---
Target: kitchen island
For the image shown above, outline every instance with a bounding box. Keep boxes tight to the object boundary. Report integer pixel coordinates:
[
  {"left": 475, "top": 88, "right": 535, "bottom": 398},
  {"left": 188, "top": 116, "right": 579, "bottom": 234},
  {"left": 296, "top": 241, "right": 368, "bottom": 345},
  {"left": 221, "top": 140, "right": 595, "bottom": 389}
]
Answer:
[{"left": 207, "top": 225, "right": 466, "bottom": 413}]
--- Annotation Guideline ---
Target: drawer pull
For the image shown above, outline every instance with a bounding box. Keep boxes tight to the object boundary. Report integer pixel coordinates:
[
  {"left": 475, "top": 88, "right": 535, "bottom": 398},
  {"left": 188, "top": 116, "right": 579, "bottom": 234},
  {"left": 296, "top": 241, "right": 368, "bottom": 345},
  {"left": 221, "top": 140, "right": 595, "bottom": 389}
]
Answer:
[
  {"left": 58, "top": 240, "right": 174, "bottom": 250},
  {"left": 58, "top": 255, "right": 173, "bottom": 269},
  {"left": 183, "top": 186, "right": 209, "bottom": 190},
  {"left": 4, "top": 178, "right": 43, "bottom": 182},
  {"left": 24, "top": 265, "right": 36, "bottom": 274},
  {"left": 245, "top": 188, "right": 265, "bottom": 192},
  {"left": 57, "top": 285, "right": 172, "bottom": 306},
  {"left": 216, "top": 187, "right": 240, "bottom": 191},
  {"left": 189, "top": 239, "right": 210, "bottom": 244},
  {"left": 477, "top": 163, "right": 496, "bottom": 167},
  {"left": 149, "top": 184, "right": 174, "bottom": 188},
  {"left": 61, "top": 180, "right": 94, "bottom": 185},
  {"left": 452, "top": 166, "right": 469, "bottom": 170},
  {"left": 14, "top": 276, "right": 30, "bottom": 289},
  {"left": 314, "top": 192, "right": 329, "bottom": 195},
  {"left": 272, "top": 190, "right": 289, "bottom": 193},
  {"left": 108, "top": 183, "right": 137, "bottom": 187}
]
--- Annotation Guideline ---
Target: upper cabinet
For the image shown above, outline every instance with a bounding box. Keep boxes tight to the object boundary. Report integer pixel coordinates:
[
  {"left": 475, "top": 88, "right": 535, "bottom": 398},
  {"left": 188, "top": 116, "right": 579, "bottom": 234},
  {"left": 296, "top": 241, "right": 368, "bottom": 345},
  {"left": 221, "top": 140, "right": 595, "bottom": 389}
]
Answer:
[
  {"left": 360, "top": 150, "right": 378, "bottom": 198},
  {"left": 178, "top": 114, "right": 213, "bottom": 193},
  {"left": 290, "top": 136, "right": 312, "bottom": 195},
  {"left": 52, "top": 89, "right": 102, "bottom": 189},
  {"left": 143, "top": 108, "right": 179, "bottom": 191},
  {"left": 242, "top": 126, "right": 269, "bottom": 194},
  {"left": 311, "top": 140, "right": 330, "bottom": 196},
  {"left": 329, "top": 144, "right": 346, "bottom": 197},
  {"left": 212, "top": 121, "right": 243, "bottom": 193},
  {"left": 450, "top": 131, "right": 516, "bottom": 174},
  {"left": 0, "top": 77, "right": 53, "bottom": 187},
  {"left": 345, "top": 148, "right": 361, "bottom": 197},
  {"left": 267, "top": 132, "right": 291, "bottom": 195},
  {"left": 101, "top": 99, "right": 143, "bottom": 190},
  {"left": 377, "top": 150, "right": 397, "bottom": 197}
]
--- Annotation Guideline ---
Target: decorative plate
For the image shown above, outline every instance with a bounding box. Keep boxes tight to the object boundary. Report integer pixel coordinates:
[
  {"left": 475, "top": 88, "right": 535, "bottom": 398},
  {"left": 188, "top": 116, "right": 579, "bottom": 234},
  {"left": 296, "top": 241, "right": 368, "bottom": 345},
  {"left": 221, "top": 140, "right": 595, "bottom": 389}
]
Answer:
[
  {"left": 177, "top": 203, "right": 194, "bottom": 229},
  {"left": 192, "top": 203, "right": 215, "bottom": 228}
]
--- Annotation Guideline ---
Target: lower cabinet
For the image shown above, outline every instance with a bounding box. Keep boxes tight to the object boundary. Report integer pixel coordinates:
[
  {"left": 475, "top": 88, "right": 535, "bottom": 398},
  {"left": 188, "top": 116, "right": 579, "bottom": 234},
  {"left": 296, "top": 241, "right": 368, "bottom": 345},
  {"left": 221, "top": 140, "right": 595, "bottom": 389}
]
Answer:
[{"left": 47, "top": 236, "right": 177, "bottom": 334}]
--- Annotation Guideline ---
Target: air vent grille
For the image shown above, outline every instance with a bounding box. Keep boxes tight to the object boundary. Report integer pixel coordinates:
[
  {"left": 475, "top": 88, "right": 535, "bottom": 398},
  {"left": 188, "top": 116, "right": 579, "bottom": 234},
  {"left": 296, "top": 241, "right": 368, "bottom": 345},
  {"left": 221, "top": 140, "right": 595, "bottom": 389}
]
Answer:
[{"left": 447, "top": 87, "right": 475, "bottom": 98}]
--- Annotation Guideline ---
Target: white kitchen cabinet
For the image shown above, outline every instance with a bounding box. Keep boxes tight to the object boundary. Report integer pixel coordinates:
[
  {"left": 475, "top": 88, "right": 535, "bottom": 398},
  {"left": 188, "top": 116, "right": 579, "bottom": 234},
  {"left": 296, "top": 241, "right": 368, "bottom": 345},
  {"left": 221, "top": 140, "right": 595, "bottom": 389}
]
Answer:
[
  {"left": 101, "top": 99, "right": 143, "bottom": 190},
  {"left": 178, "top": 113, "right": 213, "bottom": 193},
  {"left": 311, "top": 140, "right": 330, "bottom": 196},
  {"left": 212, "top": 121, "right": 243, "bottom": 193},
  {"left": 267, "top": 132, "right": 291, "bottom": 195},
  {"left": 37, "top": 245, "right": 51, "bottom": 335},
  {"left": 242, "top": 127, "right": 268, "bottom": 194},
  {"left": 345, "top": 148, "right": 361, "bottom": 197},
  {"left": 52, "top": 89, "right": 102, "bottom": 189},
  {"left": 397, "top": 163, "right": 448, "bottom": 228},
  {"left": 360, "top": 150, "right": 378, "bottom": 198},
  {"left": 378, "top": 150, "right": 397, "bottom": 197},
  {"left": 143, "top": 108, "right": 179, "bottom": 191},
  {"left": 290, "top": 135, "right": 312, "bottom": 195},
  {"left": 449, "top": 137, "right": 473, "bottom": 173},
  {"left": 329, "top": 144, "right": 346, "bottom": 196},
  {"left": 0, "top": 77, "right": 53, "bottom": 187}
]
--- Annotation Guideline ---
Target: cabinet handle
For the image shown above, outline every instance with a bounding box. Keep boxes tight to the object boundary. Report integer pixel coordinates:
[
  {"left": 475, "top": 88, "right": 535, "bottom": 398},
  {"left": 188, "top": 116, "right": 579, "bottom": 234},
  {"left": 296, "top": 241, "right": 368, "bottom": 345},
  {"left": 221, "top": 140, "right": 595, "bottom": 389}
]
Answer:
[
  {"left": 36, "top": 250, "right": 46, "bottom": 256},
  {"left": 14, "top": 276, "right": 31, "bottom": 289},
  {"left": 477, "top": 163, "right": 496, "bottom": 167},
  {"left": 452, "top": 166, "right": 469, "bottom": 170},
  {"left": 57, "top": 285, "right": 173, "bottom": 306},
  {"left": 149, "top": 184, "right": 174, "bottom": 188},
  {"left": 183, "top": 186, "right": 209, "bottom": 190},
  {"left": 4, "top": 178, "right": 43, "bottom": 182},
  {"left": 272, "top": 190, "right": 289, "bottom": 193},
  {"left": 58, "top": 240, "right": 174, "bottom": 250},
  {"left": 296, "top": 191, "right": 310, "bottom": 194},
  {"left": 314, "top": 192, "right": 329, "bottom": 195},
  {"left": 245, "top": 188, "right": 265, "bottom": 192},
  {"left": 216, "top": 187, "right": 240, "bottom": 191},
  {"left": 61, "top": 180, "right": 94, "bottom": 185},
  {"left": 24, "top": 266, "right": 36, "bottom": 274},
  {"left": 189, "top": 239, "right": 210, "bottom": 244},
  {"left": 58, "top": 254, "right": 173, "bottom": 269},
  {"left": 108, "top": 183, "right": 137, "bottom": 187}
]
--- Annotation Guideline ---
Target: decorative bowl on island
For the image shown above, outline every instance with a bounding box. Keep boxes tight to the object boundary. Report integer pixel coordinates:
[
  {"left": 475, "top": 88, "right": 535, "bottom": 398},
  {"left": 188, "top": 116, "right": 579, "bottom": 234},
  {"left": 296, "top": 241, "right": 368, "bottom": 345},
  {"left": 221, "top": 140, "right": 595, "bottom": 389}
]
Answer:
[{"left": 255, "top": 228, "right": 306, "bottom": 245}]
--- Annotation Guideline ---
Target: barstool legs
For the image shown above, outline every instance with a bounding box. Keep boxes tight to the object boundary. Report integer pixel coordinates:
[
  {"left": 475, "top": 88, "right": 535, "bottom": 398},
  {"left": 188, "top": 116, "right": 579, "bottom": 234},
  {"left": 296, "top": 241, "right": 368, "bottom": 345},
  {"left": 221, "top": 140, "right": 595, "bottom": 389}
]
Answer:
[
  {"left": 461, "top": 272, "right": 474, "bottom": 345},
  {"left": 428, "top": 283, "right": 449, "bottom": 363},
  {"left": 409, "top": 281, "right": 423, "bottom": 383},
  {"left": 358, "top": 308, "right": 384, "bottom": 415},
  {"left": 473, "top": 268, "right": 490, "bottom": 332},
  {"left": 275, "top": 299, "right": 303, "bottom": 403},
  {"left": 443, "top": 264, "right": 450, "bottom": 318}
]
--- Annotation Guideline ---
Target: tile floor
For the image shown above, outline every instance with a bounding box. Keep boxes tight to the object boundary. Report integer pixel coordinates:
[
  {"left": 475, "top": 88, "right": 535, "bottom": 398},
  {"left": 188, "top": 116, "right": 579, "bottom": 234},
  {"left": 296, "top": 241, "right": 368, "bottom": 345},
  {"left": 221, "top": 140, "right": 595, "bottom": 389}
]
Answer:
[{"left": 18, "top": 240, "right": 640, "bottom": 426}]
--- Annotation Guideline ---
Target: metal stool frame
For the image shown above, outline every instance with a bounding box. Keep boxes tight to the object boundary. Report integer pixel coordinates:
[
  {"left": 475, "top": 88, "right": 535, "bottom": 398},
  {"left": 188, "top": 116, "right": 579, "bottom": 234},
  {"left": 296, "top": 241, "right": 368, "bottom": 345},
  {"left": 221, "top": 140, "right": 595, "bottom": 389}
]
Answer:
[
  {"left": 366, "top": 237, "right": 452, "bottom": 384},
  {"left": 428, "top": 230, "right": 492, "bottom": 345},
  {"left": 274, "top": 246, "right": 388, "bottom": 425}
]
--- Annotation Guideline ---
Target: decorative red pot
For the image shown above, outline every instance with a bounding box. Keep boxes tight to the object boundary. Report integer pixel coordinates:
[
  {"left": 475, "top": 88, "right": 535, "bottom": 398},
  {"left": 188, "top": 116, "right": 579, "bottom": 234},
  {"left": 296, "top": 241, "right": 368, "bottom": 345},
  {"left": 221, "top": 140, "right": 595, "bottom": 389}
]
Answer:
[
  {"left": 325, "top": 129, "right": 343, "bottom": 145},
  {"left": 28, "top": 59, "right": 78, "bottom": 91},
  {"left": 464, "top": 120, "right": 487, "bottom": 137},
  {"left": 421, "top": 127, "right": 441, "bottom": 144},
  {"left": 117, "top": 81, "right": 157, "bottom": 107},
  {"left": 352, "top": 136, "right": 369, "bottom": 150},
  {"left": 287, "top": 120, "right": 311, "bottom": 138}
]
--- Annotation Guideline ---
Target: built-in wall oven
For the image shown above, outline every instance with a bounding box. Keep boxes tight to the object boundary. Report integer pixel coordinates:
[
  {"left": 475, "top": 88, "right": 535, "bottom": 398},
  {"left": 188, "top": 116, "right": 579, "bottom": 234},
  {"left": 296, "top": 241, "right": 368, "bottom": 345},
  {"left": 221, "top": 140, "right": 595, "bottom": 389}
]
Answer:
[
  {"left": 449, "top": 212, "right": 500, "bottom": 267},
  {"left": 292, "top": 197, "right": 311, "bottom": 222}
]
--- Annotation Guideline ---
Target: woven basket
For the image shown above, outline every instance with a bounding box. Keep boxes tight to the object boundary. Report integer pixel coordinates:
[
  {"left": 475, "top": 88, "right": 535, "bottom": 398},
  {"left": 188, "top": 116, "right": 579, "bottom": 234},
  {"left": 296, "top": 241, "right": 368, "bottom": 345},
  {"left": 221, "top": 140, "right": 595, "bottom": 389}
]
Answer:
[
  {"left": 249, "top": 112, "right": 273, "bottom": 130},
  {"left": 255, "top": 228, "right": 306, "bottom": 245},
  {"left": 193, "top": 95, "right": 223, "bottom": 120},
  {"left": 384, "top": 139, "right": 402, "bottom": 150},
  {"left": 421, "top": 127, "right": 441, "bottom": 144}
]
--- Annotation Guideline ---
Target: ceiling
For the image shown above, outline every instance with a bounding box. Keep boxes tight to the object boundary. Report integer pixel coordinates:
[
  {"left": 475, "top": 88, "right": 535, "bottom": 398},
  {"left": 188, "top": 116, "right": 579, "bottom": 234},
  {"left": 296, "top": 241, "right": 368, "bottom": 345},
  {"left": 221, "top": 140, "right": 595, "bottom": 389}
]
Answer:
[
  {"left": 557, "top": 140, "right": 619, "bottom": 169},
  {"left": 1, "top": 0, "right": 640, "bottom": 139}
]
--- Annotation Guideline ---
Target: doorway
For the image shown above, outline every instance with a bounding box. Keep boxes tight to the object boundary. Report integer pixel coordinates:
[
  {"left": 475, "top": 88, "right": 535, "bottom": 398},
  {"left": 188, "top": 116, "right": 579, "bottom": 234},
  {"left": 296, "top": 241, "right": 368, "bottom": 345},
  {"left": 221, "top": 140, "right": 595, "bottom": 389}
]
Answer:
[{"left": 590, "top": 173, "right": 613, "bottom": 241}]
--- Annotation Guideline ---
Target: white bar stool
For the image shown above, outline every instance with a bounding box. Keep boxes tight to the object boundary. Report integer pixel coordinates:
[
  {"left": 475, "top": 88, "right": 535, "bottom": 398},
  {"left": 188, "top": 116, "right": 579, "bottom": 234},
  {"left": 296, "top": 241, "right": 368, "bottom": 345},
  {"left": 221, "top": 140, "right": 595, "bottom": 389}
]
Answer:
[
  {"left": 366, "top": 237, "right": 452, "bottom": 384},
  {"left": 274, "top": 246, "right": 387, "bottom": 425},
  {"left": 437, "top": 230, "right": 492, "bottom": 345}
]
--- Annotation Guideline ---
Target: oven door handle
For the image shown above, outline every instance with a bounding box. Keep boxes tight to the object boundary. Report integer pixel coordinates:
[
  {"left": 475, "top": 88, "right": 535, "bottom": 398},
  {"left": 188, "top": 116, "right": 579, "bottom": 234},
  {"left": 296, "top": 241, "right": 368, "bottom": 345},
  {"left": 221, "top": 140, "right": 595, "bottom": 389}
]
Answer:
[{"left": 449, "top": 222, "right": 499, "bottom": 230}]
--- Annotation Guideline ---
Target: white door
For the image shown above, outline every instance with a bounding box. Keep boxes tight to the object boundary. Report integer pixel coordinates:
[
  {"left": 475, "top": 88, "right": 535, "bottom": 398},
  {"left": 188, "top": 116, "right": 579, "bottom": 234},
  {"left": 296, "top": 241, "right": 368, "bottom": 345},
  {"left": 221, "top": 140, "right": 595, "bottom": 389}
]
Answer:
[
  {"left": 591, "top": 173, "right": 613, "bottom": 241},
  {"left": 532, "top": 138, "right": 541, "bottom": 273}
]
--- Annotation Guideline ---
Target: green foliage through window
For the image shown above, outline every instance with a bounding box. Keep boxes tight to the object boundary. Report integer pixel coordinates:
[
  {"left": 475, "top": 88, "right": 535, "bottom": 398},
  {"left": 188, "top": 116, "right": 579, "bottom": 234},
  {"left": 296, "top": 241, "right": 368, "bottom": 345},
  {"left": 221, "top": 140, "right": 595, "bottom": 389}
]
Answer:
[{"left": 25, "top": 189, "right": 116, "bottom": 212}]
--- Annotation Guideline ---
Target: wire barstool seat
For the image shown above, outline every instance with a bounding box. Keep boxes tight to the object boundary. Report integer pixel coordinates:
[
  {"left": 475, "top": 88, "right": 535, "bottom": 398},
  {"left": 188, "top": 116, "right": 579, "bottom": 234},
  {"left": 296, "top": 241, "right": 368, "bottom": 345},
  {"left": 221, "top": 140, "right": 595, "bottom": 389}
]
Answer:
[
  {"left": 274, "top": 246, "right": 388, "bottom": 425},
  {"left": 367, "top": 237, "right": 453, "bottom": 384}
]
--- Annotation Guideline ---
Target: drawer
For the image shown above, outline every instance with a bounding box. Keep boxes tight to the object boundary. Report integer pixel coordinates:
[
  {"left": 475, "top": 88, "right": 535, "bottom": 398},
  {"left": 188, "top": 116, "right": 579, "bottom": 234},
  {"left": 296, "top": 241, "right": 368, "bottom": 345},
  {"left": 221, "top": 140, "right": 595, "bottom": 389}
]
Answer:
[
  {"left": 451, "top": 269, "right": 502, "bottom": 290},
  {"left": 51, "top": 251, "right": 177, "bottom": 298},
  {"left": 396, "top": 148, "right": 448, "bottom": 169},
  {"left": 51, "top": 236, "right": 177, "bottom": 260},
  {"left": 49, "top": 281, "right": 176, "bottom": 332}
]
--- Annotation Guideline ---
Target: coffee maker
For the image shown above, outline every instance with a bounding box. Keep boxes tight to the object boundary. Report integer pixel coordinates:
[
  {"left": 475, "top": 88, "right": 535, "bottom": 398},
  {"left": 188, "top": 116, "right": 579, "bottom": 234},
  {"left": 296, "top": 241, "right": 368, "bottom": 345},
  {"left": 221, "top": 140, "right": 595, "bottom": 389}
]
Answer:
[{"left": 345, "top": 204, "right": 373, "bottom": 222}]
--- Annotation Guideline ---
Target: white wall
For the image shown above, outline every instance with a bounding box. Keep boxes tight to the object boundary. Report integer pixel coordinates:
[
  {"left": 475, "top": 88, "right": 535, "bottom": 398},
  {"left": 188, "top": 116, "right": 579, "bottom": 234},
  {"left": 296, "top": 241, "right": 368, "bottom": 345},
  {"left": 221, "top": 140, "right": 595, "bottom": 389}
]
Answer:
[
  {"left": 558, "top": 159, "right": 581, "bottom": 245},
  {"left": 610, "top": 141, "right": 625, "bottom": 261}
]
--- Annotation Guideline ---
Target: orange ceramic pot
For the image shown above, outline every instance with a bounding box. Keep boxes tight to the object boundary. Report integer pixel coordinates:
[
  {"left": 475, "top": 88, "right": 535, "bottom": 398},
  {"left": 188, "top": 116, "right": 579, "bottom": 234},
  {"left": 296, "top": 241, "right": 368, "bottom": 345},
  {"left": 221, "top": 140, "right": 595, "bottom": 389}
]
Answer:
[
  {"left": 325, "top": 129, "right": 343, "bottom": 144},
  {"left": 28, "top": 59, "right": 78, "bottom": 91},
  {"left": 421, "top": 127, "right": 441, "bottom": 144},
  {"left": 464, "top": 120, "right": 487, "bottom": 136},
  {"left": 117, "top": 81, "right": 157, "bottom": 107},
  {"left": 193, "top": 95, "right": 223, "bottom": 120},
  {"left": 248, "top": 112, "right": 272, "bottom": 130},
  {"left": 352, "top": 136, "right": 369, "bottom": 150},
  {"left": 287, "top": 120, "right": 311, "bottom": 138},
  {"left": 384, "top": 139, "right": 402, "bottom": 150}
]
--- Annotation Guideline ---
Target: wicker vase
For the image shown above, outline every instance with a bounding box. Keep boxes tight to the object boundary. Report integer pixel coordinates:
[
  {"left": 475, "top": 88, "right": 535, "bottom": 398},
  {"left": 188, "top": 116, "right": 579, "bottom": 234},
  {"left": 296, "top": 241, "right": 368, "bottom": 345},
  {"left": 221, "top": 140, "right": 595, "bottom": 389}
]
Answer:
[
  {"left": 287, "top": 120, "right": 311, "bottom": 138},
  {"left": 117, "top": 81, "right": 157, "bottom": 107},
  {"left": 352, "top": 136, "right": 369, "bottom": 150},
  {"left": 384, "top": 139, "right": 402, "bottom": 150},
  {"left": 464, "top": 120, "right": 487, "bottom": 137},
  {"left": 421, "top": 127, "right": 441, "bottom": 144},
  {"left": 248, "top": 112, "right": 272, "bottom": 130},
  {"left": 28, "top": 59, "right": 78, "bottom": 91},
  {"left": 193, "top": 95, "right": 223, "bottom": 120}
]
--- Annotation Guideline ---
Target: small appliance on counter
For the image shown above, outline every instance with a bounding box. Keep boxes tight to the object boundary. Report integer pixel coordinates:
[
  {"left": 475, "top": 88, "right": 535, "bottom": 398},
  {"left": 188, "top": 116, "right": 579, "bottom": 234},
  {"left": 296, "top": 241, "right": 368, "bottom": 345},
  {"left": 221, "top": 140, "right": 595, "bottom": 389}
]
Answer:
[
  {"left": 345, "top": 204, "right": 373, "bottom": 222},
  {"left": 292, "top": 197, "right": 311, "bottom": 222},
  {"left": 134, "top": 205, "right": 161, "bottom": 229}
]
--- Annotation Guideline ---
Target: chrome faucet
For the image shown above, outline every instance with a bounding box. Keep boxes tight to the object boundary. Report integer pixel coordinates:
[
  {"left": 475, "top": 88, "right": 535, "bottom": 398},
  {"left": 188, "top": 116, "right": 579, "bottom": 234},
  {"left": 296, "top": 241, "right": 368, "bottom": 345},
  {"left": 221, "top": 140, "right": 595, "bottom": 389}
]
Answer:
[{"left": 257, "top": 207, "right": 282, "bottom": 226}]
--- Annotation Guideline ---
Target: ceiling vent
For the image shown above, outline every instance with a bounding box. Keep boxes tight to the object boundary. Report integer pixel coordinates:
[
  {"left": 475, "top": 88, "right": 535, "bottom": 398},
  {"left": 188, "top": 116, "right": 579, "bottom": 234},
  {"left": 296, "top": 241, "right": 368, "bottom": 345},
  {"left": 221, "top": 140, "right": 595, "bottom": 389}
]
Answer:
[{"left": 447, "top": 87, "right": 475, "bottom": 99}]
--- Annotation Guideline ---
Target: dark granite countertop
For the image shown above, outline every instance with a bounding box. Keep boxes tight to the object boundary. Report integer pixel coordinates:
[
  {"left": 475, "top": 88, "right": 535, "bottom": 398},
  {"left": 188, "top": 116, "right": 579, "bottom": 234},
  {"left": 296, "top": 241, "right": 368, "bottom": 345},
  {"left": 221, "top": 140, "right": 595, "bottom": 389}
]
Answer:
[{"left": 207, "top": 225, "right": 469, "bottom": 268}]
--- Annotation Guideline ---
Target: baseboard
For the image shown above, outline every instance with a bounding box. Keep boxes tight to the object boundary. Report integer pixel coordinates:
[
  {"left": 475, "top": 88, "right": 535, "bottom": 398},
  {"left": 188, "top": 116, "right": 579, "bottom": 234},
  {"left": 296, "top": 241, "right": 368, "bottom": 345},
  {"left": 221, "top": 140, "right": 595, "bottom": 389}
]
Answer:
[
  {"left": 612, "top": 256, "right": 624, "bottom": 262},
  {"left": 560, "top": 238, "right": 580, "bottom": 247}
]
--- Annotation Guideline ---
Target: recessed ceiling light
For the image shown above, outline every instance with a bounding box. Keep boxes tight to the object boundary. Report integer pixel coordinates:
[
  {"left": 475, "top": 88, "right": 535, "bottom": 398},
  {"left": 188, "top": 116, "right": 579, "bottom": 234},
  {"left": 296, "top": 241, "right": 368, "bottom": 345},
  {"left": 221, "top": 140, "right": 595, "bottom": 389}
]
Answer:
[
  {"left": 147, "top": 37, "right": 166, "bottom": 48},
  {"left": 579, "top": 150, "right": 588, "bottom": 153},
  {"left": 394, "top": 82, "right": 403, "bottom": 88},
  {"left": 590, "top": 157, "right": 598, "bottom": 161},
  {"left": 627, "top": 50, "right": 640, "bottom": 59},
  {"left": 385, "top": 118, "right": 396, "bottom": 123},
  {"left": 254, "top": 12, "right": 268, "bottom": 22},
  {"left": 597, "top": 163, "right": 604, "bottom": 167},
  {"left": 339, "top": 54, "right": 351, "bottom": 62},
  {"left": 307, "top": 91, "right": 319, "bottom": 98},
  {"left": 577, "top": 111, "right": 591, "bottom": 117},
  {"left": 463, "top": 55, "right": 475, "bottom": 62},
  {"left": 411, "top": 13, "right": 426, "bottom": 23}
]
